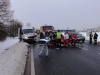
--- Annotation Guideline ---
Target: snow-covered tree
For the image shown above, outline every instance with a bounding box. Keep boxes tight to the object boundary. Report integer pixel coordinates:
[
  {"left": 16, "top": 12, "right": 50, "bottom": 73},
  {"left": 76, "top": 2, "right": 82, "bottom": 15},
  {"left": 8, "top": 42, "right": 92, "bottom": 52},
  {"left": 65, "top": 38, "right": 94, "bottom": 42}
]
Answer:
[
  {"left": 8, "top": 19, "right": 23, "bottom": 38},
  {"left": 0, "top": 22, "right": 7, "bottom": 41},
  {"left": 0, "top": 0, "right": 13, "bottom": 23},
  {"left": 0, "top": 0, "right": 13, "bottom": 41}
]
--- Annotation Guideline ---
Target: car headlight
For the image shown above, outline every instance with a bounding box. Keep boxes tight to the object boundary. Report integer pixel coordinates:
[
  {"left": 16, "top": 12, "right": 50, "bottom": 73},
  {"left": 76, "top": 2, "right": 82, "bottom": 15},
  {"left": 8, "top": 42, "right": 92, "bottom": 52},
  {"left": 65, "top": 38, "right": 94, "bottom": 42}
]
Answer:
[{"left": 24, "top": 36, "right": 28, "bottom": 39}]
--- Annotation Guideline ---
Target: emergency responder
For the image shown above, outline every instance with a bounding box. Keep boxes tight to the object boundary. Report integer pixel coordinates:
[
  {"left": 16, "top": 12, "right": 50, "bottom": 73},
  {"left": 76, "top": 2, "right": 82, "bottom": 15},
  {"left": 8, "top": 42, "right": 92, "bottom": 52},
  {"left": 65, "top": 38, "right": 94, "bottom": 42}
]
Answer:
[
  {"left": 71, "top": 33, "right": 77, "bottom": 47},
  {"left": 66, "top": 30, "right": 70, "bottom": 35},
  {"left": 64, "top": 30, "right": 69, "bottom": 47},
  {"left": 36, "top": 28, "right": 40, "bottom": 34},
  {"left": 56, "top": 30, "right": 62, "bottom": 49},
  {"left": 45, "top": 31, "right": 48, "bottom": 36},
  {"left": 66, "top": 30, "right": 71, "bottom": 46},
  {"left": 54, "top": 31, "right": 57, "bottom": 46},
  {"left": 93, "top": 32, "right": 98, "bottom": 44},
  {"left": 40, "top": 32, "right": 44, "bottom": 39},
  {"left": 61, "top": 34, "right": 64, "bottom": 46},
  {"left": 44, "top": 31, "right": 50, "bottom": 38},
  {"left": 50, "top": 31, "right": 56, "bottom": 46},
  {"left": 89, "top": 32, "right": 93, "bottom": 44}
]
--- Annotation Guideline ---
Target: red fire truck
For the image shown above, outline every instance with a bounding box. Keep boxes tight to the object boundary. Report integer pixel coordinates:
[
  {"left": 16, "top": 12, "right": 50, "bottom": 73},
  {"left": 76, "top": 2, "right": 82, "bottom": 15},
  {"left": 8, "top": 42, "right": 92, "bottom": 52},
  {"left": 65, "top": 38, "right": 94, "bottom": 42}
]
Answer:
[{"left": 40, "top": 25, "right": 54, "bottom": 33}]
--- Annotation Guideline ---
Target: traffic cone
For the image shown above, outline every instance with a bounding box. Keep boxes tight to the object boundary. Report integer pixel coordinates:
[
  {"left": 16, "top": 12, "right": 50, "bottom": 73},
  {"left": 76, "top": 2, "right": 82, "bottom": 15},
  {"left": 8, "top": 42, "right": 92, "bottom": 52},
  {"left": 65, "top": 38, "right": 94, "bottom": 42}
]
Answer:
[{"left": 97, "top": 41, "right": 100, "bottom": 45}]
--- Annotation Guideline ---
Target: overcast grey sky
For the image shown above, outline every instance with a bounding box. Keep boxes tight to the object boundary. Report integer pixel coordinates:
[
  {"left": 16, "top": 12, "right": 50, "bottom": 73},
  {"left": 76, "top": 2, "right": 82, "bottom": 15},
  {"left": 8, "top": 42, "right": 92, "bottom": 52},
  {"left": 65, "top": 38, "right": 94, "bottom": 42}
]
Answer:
[{"left": 10, "top": 0, "right": 100, "bottom": 30}]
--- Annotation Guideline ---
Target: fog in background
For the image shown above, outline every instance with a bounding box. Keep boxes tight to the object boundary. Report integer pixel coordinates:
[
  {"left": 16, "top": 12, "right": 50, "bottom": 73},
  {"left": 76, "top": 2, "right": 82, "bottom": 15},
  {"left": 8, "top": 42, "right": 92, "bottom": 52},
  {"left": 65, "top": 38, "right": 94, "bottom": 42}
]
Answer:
[{"left": 10, "top": 0, "right": 100, "bottom": 30}]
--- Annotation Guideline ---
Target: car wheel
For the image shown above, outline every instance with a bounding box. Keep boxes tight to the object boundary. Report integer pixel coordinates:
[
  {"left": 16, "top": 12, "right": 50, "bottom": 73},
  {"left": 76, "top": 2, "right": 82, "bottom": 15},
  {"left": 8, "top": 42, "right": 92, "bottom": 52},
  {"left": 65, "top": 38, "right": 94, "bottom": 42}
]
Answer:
[
  {"left": 23, "top": 39, "right": 26, "bottom": 42},
  {"left": 82, "top": 40, "right": 84, "bottom": 43}
]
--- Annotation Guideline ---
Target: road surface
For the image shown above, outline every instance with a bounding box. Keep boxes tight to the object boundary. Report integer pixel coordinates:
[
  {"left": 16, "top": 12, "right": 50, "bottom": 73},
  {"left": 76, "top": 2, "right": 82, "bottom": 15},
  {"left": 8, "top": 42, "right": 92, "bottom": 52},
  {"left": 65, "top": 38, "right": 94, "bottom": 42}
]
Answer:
[{"left": 32, "top": 42, "right": 100, "bottom": 75}]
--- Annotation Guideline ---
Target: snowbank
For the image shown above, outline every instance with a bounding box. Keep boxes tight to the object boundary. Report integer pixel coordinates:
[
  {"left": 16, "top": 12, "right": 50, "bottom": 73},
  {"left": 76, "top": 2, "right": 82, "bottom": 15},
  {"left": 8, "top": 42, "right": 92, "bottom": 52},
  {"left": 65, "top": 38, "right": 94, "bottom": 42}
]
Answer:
[
  {"left": 0, "top": 42, "right": 28, "bottom": 75},
  {"left": 0, "top": 37, "right": 19, "bottom": 54},
  {"left": 80, "top": 32, "right": 89, "bottom": 40},
  {"left": 80, "top": 32, "right": 100, "bottom": 42}
]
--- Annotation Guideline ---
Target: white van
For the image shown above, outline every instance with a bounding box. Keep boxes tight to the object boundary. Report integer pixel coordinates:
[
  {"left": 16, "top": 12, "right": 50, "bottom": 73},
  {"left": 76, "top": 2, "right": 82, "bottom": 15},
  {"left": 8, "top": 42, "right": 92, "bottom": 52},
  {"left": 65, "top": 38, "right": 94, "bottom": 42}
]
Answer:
[{"left": 18, "top": 26, "right": 37, "bottom": 43}]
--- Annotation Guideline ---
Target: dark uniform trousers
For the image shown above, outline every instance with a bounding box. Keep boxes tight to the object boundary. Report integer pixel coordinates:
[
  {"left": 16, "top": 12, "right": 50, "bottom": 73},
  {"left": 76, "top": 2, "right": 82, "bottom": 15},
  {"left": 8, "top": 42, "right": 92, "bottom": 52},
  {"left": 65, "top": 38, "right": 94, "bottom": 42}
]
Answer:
[{"left": 57, "top": 39, "right": 61, "bottom": 48}]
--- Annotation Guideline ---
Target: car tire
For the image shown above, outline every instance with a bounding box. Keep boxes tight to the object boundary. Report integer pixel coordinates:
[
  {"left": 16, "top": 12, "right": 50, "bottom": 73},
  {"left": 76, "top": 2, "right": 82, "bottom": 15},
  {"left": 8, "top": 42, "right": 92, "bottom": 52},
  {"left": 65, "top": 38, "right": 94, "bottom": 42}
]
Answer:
[
  {"left": 23, "top": 39, "right": 26, "bottom": 42},
  {"left": 82, "top": 40, "right": 84, "bottom": 43}
]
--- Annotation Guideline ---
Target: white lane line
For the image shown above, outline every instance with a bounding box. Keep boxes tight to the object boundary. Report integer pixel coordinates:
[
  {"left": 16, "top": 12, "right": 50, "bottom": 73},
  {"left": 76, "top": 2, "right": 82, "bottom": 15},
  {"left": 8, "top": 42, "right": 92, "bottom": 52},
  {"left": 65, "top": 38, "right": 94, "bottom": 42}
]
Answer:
[
  {"left": 78, "top": 47, "right": 88, "bottom": 50},
  {"left": 31, "top": 45, "right": 35, "bottom": 75},
  {"left": 81, "top": 48, "right": 88, "bottom": 50},
  {"left": 98, "top": 53, "right": 100, "bottom": 54}
]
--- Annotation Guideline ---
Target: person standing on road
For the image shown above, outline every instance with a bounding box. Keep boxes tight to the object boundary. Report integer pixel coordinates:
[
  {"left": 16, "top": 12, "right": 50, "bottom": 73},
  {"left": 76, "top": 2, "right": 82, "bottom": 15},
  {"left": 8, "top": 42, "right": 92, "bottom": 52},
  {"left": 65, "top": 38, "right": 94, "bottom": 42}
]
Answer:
[
  {"left": 71, "top": 33, "right": 77, "bottom": 47},
  {"left": 50, "top": 31, "right": 56, "bottom": 45},
  {"left": 56, "top": 30, "right": 62, "bottom": 49},
  {"left": 93, "top": 32, "right": 98, "bottom": 44},
  {"left": 40, "top": 32, "right": 44, "bottom": 39},
  {"left": 64, "top": 30, "right": 69, "bottom": 47},
  {"left": 89, "top": 32, "right": 93, "bottom": 44},
  {"left": 54, "top": 31, "right": 57, "bottom": 46}
]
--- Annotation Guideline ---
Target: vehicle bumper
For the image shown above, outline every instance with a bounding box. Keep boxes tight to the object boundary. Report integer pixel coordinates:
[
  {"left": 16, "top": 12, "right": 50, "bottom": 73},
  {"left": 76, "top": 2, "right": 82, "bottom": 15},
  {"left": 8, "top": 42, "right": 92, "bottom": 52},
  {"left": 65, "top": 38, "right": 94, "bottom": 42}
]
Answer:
[{"left": 23, "top": 39, "right": 36, "bottom": 43}]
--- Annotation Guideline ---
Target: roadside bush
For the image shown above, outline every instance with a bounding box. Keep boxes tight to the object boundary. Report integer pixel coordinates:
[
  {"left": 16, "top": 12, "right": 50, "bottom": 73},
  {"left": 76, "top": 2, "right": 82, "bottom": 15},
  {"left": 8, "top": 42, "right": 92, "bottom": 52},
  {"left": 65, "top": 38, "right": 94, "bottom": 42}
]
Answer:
[
  {"left": 8, "top": 20, "right": 23, "bottom": 38},
  {"left": 0, "top": 23, "right": 7, "bottom": 41},
  {"left": 0, "top": 0, "right": 13, "bottom": 41}
]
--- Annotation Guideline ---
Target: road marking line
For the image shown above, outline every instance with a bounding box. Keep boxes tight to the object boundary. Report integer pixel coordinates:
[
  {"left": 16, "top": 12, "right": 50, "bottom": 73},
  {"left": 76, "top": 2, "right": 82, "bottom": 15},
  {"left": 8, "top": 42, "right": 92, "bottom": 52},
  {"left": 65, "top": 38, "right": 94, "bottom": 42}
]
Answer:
[
  {"left": 81, "top": 48, "right": 88, "bottom": 50},
  {"left": 78, "top": 47, "right": 88, "bottom": 50},
  {"left": 98, "top": 53, "right": 100, "bottom": 54},
  {"left": 31, "top": 45, "right": 35, "bottom": 75}
]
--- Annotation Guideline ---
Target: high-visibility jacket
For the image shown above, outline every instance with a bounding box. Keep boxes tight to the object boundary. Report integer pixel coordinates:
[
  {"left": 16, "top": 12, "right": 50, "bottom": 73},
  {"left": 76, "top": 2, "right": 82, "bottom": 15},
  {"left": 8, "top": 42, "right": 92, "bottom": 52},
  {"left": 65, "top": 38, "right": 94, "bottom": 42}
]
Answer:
[
  {"left": 56, "top": 32, "right": 61, "bottom": 39},
  {"left": 89, "top": 34, "right": 93, "bottom": 38}
]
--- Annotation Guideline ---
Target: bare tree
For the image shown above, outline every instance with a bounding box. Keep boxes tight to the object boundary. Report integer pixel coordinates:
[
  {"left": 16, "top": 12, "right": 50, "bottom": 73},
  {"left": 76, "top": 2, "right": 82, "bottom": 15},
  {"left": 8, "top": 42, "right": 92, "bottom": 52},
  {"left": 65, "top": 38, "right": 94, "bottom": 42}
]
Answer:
[
  {"left": 0, "top": 0, "right": 13, "bottom": 23},
  {"left": 8, "top": 19, "right": 23, "bottom": 38},
  {"left": 0, "top": 23, "right": 7, "bottom": 41},
  {"left": 0, "top": 0, "right": 13, "bottom": 41}
]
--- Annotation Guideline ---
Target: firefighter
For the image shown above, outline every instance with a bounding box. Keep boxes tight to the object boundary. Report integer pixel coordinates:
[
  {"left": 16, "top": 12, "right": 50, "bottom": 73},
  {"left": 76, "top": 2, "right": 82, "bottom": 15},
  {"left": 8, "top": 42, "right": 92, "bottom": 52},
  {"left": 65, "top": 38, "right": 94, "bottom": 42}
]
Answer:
[
  {"left": 93, "top": 32, "right": 98, "bottom": 44},
  {"left": 36, "top": 29, "right": 40, "bottom": 34},
  {"left": 89, "top": 32, "right": 93, "bottom": 44},
  {"left": 44, "top": 31, "right": 50, "bottom": 38},
  {"left": 40, "top": 32, "right": 44, "bottom": 39},
  {"left": 56, "top": 30, "right": 62, "bottom": 49},
  {"left": 54, "top": 31, "right": 57, "bottom": 46}
]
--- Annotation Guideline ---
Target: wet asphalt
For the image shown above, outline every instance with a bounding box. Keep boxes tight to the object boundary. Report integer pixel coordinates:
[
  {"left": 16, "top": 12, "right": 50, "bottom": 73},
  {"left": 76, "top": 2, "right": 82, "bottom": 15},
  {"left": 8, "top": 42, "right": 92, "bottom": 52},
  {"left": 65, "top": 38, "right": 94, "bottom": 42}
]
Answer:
[{"left": 32, "top": 42, "right": 100, "bottom": 75}]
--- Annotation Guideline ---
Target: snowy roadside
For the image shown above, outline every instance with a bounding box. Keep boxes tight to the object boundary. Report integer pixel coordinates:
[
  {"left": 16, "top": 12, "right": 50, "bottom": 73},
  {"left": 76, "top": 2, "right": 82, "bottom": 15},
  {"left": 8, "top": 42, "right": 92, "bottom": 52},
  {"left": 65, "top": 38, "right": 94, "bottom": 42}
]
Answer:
[
  {"left": 0, "top": 37, "right": 19, "bottom": 54},
  {"left": 0, "top": 41, "right": 28, "bottom": 75},
  {"left": 80, "top": 32, "right": 100, "bottom": 42}
]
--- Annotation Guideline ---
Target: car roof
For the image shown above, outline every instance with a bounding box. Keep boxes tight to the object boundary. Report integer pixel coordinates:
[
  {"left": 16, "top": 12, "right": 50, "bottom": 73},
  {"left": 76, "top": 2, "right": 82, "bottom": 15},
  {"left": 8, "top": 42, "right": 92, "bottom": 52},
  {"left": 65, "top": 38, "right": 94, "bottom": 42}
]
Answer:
[{"left": 22, "top": 26, "right": 33, "bottom": 30}]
